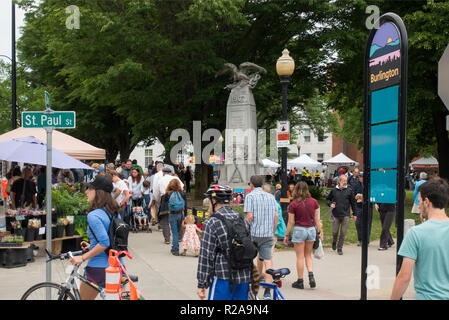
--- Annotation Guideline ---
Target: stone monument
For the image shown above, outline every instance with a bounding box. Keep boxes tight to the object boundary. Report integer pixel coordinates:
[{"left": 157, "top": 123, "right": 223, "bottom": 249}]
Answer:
[{"left": 216, "top": 62, "right": 266, "bottom": 187}]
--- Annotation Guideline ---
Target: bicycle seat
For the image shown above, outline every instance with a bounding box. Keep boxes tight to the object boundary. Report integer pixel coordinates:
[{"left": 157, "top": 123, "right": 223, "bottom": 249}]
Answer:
[
  {"left": 121, "top": 275, "right": 138, "bottom": 283},
  {"left": 266, "top": 268, "right": 290, "bottom": 279}
]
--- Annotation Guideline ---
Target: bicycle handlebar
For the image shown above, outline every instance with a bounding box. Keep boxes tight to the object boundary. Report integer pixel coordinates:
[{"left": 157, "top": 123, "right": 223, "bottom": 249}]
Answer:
[{"left": 45, "top": 249, "right": 88, "bottom": 262}]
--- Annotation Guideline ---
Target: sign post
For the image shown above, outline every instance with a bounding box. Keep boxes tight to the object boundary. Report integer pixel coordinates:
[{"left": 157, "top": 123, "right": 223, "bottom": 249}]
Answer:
[
  {"left": 363, "top": 13, "right": 408, "bottom": 300},
  {"left": 276, "top": 120, "right": 290, "bottom": 148},
  {"left": 22, "top": 92, "right": 76, "bottom": 300}
]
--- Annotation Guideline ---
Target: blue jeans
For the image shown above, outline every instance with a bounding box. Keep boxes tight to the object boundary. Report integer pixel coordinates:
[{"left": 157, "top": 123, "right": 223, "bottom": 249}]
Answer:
[{"left": 168, "top": 213, "right": 183, "bottom": 253}]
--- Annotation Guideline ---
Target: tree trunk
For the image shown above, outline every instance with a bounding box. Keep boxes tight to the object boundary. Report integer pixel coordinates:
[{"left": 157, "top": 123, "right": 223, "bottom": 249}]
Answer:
[
  {"left": 433, "top": 107, "right": 449, "bottom": 180},
  {"left": 194, "top": 163, "right": 213, "bottom": 201}
]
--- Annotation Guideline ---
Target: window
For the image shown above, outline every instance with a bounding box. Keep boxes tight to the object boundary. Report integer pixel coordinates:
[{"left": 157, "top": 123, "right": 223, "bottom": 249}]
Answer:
[
  {"left": 304, "top": 129, "right": 311, "bottom": 143},
  {"left": 317, "top": 153, "right": 324, "bottom": 163},
  {"left": 318, "top": 134, "right": 324, "bottom": 142},
  {"left": 145, "top": 149, "right": 153, "bottom": 168}
]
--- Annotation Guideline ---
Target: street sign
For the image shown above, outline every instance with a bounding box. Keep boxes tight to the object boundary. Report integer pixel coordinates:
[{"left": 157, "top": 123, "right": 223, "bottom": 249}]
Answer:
[
  {"left": 45, "top": 91, "right": 50, "bottom": 109},
  {"left": 438, "top": 44, "right": 449, "bottom": 131},
  {"left": 276, "top": 120, "right": 290, "bottom": 148},
  {"left": 22, "top": 111, "right": 76, "bottom": 129}
]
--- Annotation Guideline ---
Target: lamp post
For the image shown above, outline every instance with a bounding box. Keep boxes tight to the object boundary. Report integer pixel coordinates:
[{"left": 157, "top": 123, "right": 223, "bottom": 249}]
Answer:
[
  {"left": 11, "top": 0, "right": 17, "bottom": 130},
  {"left": 276, "top": 49, "right": 295, "bottom": 224}
]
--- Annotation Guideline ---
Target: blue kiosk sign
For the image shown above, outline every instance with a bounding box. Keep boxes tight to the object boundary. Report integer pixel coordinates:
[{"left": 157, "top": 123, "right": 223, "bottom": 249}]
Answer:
[{"left": 362, "top": 13, "right": 408, "bottom": 300}]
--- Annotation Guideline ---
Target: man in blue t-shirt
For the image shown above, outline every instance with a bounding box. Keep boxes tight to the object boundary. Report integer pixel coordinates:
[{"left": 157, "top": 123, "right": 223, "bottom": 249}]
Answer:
[{"left": 391, "top": 179, "right": 449, "bottom": 300}]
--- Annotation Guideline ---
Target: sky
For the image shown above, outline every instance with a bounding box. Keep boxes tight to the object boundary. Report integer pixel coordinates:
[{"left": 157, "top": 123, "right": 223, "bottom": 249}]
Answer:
[{"left": 0, "top": 1, "right": 27, "bottom": 63}]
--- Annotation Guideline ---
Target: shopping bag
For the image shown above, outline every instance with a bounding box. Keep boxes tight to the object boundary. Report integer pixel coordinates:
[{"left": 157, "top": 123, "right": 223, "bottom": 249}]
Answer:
[{"left": 313, "top": 239, "right": 324, "bottom": 259}]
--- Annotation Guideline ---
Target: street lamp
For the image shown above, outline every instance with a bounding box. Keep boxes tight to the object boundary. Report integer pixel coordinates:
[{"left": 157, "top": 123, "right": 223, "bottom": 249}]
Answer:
[{"left": 276, "top": 49, "right": 295, "bottom": 225}]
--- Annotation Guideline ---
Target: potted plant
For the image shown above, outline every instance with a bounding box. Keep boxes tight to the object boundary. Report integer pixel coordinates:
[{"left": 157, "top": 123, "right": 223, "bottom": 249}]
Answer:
[
  {"left": 11, "top": 221, "right": 24, "bottom": 238},
  {"left": 65, "top": 216, "right": 75, "bottom": 236},
  {"left": 26, "top": 219, "right": 39, "bottom": 242},
  {"left": 56, "top": 217, "right": 67, "bottom": 238}
]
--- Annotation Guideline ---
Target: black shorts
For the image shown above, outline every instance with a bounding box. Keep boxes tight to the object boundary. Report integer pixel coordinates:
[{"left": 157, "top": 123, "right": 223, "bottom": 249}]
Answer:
[{"left": 84, "top": 267, "right": 106, "bottom": 288}]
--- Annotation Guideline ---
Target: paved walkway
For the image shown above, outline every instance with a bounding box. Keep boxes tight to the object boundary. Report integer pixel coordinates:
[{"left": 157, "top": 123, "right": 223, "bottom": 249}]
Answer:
[{"left": 0, "top": 227, "right": 415, "bottom": 300}]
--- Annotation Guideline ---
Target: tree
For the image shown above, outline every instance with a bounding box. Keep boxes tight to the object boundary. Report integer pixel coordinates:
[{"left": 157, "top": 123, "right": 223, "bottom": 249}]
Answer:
[{"left": 325, "top": 0, "right": 449, "bottom": 179}]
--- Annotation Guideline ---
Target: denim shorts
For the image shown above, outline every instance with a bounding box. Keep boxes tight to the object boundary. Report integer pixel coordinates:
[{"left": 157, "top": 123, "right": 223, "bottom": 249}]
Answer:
[
  {"left": 292, "top": 226, "right": 316, "bottom": 243},
  {"left": 252, "top": 237, "right": 274, "bottom": 261}
]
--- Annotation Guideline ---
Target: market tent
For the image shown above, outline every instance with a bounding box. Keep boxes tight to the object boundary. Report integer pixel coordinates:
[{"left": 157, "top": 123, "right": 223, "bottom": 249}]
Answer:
[
  {"left": 410, "top": 156, "right": 438, "bottom": 169},
  {"left": 287, "top": 154, "right": 322, "bottom": 170},
  {"left": 262, "top": 158, "right": 281, "bottom": 168},
  {"left": 0, "top": 137, "right": 92, "bottom": 169},
  {"left": 0, "top": 127, "right": 105, "bottom": 160},
  {"left": 322, "top": 153, "right": 358, "bottom": 167}
]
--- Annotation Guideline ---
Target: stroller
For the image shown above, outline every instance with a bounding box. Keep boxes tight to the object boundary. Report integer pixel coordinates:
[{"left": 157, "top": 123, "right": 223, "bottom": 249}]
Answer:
[{"left": 129, "top": 198, "right": 151, "bottom": 233}]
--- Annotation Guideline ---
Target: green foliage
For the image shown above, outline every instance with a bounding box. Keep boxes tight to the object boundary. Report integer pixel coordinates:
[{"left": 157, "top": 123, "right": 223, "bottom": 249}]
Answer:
[
  {"left": 50, "top": 186, "right": 89, "bottom": 216},
  {"left": 308, "top": 186, "right": 323, "bottom": 201}
]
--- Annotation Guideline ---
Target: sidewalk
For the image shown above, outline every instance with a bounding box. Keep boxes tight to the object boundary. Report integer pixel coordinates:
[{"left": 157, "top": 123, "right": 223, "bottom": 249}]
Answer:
[{"left": 0, "top": 227, "right": 415, "bottom": 300}]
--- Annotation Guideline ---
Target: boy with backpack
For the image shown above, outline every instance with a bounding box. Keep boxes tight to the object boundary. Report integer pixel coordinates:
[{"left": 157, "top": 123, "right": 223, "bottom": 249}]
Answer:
[{"left": 197, "top": 185, "right": 258, "bottom": 300}]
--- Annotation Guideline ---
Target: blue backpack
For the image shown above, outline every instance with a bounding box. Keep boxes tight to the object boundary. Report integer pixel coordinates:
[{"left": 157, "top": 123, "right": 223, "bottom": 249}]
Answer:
[{"left": 168, "top": 191, "right": 185, "bottom": 212}]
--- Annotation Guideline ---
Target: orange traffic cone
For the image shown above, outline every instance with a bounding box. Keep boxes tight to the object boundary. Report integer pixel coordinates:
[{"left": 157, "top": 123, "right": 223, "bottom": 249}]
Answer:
[
  {"left": 129, "top": 281, "right": 138, "bottom": 300},
  {"left": 105, "top": 250, "right": 122, "bottom": 300}
]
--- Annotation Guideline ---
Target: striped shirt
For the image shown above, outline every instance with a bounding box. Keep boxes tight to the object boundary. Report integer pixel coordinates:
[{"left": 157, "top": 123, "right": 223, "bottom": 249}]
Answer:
[
  {"left": 244, "top": 187, "right": 278, "bottom": 238},
  {"left": 197, "top": 206, "right": 252, "bottom": 289}
]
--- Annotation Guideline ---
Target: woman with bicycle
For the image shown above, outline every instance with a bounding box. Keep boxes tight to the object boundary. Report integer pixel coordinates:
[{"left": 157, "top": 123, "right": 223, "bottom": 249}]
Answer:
[
  {"left": 69, "top": 175, "right": 121, "bottom": 300},
  {"left": 283, "top": 181, "right": 322, "bottom": 290}
]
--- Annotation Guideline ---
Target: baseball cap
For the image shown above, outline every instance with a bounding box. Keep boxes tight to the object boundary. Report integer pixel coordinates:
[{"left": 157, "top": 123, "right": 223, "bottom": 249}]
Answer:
[{"left": 84, "top": 175, "right": 114, "bottom": 193}]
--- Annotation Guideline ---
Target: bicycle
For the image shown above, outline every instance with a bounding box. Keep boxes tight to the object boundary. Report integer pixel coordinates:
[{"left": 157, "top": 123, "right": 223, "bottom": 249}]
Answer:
[
  {"left": 20, "top": 249, "right": 139, "bottom": 300},
  {"left": 249, "top": 268, "right": 291, "bottom": 300}
]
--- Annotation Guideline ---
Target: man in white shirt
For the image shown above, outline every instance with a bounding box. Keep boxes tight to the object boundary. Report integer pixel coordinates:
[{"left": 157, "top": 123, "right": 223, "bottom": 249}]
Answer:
[
  {"left": 110, "top": 170, "right": 130, "bottom": 221},
  {"left": 150, "top": 162, "right": 165, "bottom": 226},
  {"left": 154, "top": 167, "right": 185, "bottom": 244}
]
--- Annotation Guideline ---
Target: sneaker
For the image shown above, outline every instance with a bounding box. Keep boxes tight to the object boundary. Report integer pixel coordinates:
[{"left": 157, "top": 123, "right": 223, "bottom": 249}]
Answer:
[
  {"left": 332, "top": 242, "right": 337, "bottom": 251},
  {"left": 309, "top": 274, "right": 316, "bottom": 288},
  {"left": 165, "top": 240, "right": 170, "bottom": 244},
  {"left": 171, "top": 249, "right": 179, "bottom": 256},
  {"left": 292, "top": 280, "right": 304, "bottom": 289},
  {"left": 263, "top": 293, "right": 271, "bottom": 300},
  {"left": 337, "top": 248, "right": 343, "bottom": 255}
]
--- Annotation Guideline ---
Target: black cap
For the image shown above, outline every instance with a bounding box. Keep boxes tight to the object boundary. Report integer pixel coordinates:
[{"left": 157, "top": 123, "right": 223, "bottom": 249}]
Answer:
[{"left": 84, "top": 175, "right": 113, "bottom": 193}]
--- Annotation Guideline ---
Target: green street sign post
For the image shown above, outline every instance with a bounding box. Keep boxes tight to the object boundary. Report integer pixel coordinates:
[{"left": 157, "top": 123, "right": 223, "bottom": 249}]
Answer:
[
  {"left": 21, "top": 94, "right": 76, "bottom": 299},
  {"left": 45, "top": 91, "right": 50, "bottom": 109},
  {"left": 22, "top": 111, "right": 76, "bottom": 129}
]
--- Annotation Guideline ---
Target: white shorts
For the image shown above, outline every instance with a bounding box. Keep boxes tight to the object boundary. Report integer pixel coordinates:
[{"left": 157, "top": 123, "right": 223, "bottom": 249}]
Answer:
[{"left": 411, "top": 203, "right": 420, "bottom": 215}]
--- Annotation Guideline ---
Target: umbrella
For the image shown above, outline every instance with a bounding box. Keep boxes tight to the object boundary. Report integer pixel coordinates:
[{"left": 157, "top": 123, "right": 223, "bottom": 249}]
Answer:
[{"left": 0, "top": 136, "right": 93, "bottom": 170}]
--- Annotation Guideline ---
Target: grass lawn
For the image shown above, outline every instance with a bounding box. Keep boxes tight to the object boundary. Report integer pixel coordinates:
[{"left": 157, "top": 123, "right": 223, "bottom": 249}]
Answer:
[
  {"left": 317, "top": 190, "right": 419, "bottom": 248},
  {"left": 233, "top": 190, "right": 423, "bottom": 249}
]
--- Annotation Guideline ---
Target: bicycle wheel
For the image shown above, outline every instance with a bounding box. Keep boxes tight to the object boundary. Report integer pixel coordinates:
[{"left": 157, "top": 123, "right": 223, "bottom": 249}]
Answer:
[{"left": 21, "top": 282, "right": 76, "bottom": 300}]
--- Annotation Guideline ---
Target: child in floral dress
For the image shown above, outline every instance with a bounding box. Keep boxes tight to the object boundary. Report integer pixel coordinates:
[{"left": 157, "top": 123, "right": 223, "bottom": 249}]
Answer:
[{"left": 180, "top": 215, "right": 202, "bottom": 256}]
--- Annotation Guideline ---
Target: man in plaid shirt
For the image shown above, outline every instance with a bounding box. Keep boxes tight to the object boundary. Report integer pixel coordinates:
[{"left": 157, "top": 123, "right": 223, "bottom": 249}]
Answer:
[{"left": 197, "top": 185, "right": 252, "bottom": 300}]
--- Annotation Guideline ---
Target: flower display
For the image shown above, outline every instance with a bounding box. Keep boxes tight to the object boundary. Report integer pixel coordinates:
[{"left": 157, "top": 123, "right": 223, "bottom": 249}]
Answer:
[{"left": 28, "top": 219, "right": 41, "bottom": 229}]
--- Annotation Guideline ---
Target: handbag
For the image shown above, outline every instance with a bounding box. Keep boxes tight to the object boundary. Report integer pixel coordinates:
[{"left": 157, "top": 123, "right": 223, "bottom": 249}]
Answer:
[{"left": 302, "top": 200, "right": 320, "bottom": 250}]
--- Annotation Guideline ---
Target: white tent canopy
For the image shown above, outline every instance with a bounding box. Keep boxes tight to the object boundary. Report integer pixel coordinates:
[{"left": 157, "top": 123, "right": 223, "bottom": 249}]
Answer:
[
  {"left": 287, "top": 154, "right": 322, "bottom": 170},
  {"left": 322, "top": 153, "right": 358, "bottom": 167},
  {"left": 410, "top": 156, "right": 438, "bottom": 168},
  {"left": 0, "top": 127, "right": 105, "bottom": 160},
  {"left": 262, "top": 158, "right": 280, "bottom": 168}
]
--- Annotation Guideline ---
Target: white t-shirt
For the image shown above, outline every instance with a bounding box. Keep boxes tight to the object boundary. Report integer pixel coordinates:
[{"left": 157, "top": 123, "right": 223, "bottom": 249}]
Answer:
[{"left": 113, "top": 179, "right": 128, "bottom": 205}]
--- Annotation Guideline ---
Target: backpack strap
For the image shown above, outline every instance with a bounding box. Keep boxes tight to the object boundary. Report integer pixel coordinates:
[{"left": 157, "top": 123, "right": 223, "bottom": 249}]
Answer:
[
  {"left": 88, "top": 208, "right": 111, "bottom": 245},
  {"left": 210, "top": 213, "right": 234, "bottom": 293}
]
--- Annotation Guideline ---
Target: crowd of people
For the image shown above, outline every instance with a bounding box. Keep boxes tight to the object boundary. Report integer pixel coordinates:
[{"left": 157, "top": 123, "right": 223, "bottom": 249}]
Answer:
[{"left": 8, "top": 157, "right": 446, "bottom": 301}]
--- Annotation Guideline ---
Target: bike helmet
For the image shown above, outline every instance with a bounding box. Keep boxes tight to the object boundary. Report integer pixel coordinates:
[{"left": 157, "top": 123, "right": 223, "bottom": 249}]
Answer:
[{"left": 204, "top": 184, "right": 233, "bottom": 204}]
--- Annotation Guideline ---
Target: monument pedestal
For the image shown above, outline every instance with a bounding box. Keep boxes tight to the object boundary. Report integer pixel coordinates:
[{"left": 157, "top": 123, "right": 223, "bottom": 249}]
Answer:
[{"left": 219, "top": 86, "right": 260, "bottom": 188}]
